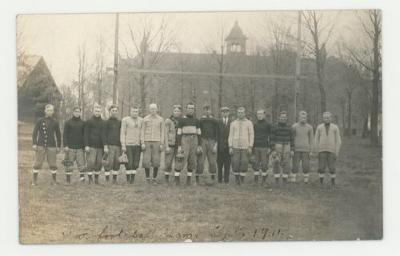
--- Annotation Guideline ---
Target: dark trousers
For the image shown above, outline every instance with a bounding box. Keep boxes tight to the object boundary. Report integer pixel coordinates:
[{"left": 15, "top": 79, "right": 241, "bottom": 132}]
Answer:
[
  {"left": 217, "top": 150, "right": 231, "bottom": 183},
  {"left": 125, "top": 145, "right": 141, "bottom": 170}
]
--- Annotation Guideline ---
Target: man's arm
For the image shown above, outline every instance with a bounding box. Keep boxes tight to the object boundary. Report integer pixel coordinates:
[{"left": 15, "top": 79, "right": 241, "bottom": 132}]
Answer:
[
  {"left": 55, "top": 121, "right": 62, "bottom": 148},
  {"left": 228, "top": 122, "right": 234, "bottom": 148},
  {"left": 164, "top": 119, "right": 170, "bottom": 146},
  {"left": 32, "top": 120, "right": 40, "bottom": 146},
  {"left": 289, "top": 126, "right": 294, "bottom": 149},
  {"left": 335, "top": 125, "right": 342, "bottom": 156},
  {"left": 270, "top": 125, "right": 275, "bottom": 150},
  {"left": 63, "top": 121, "right": 69, "bottom": 148},
  {"left": 160, "top": 117, "right": 165, "bottom": 146},
  {"left": 309, "top": 126, "right": 314, "bottom": 152},
  {"left": 102, "top": 120, "right": 108, "bottom": 146},
  {"left": 214, "top": 119, "right": 220, "bottom": 145},
  {"left": 314, "top": 126, "right": 320, "bottom": 153},
  {"left": 196, "top": 119, "right": 202, "bottom": 146},
  {"left": 266, "top": 123, "right": 272, "bottom": 149},
  {"left": 140, "top": 117, "right": 146, "bottom": 145},
  {"left": 83, "top": 120, "right": 90, "bottom": 147},
  {"left": 248, "top": 121, "right": 254, "bottom": 148},
  {"left": 120, "top": 118, "right": 126, "bottom": 148}
]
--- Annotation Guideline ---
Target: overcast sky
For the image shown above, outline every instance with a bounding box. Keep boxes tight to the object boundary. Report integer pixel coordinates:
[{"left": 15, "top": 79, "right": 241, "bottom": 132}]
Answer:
[{"left": 17, "top": 10, "right": 363, "bottom": 86}]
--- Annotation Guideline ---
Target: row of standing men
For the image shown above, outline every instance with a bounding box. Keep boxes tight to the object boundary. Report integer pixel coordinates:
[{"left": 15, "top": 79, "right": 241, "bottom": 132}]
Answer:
[{"left": 31, "top": 102, "right": 341, "bottom": 186}]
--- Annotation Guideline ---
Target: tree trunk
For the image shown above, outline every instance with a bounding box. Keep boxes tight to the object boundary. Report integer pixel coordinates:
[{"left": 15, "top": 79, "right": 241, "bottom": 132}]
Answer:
[
  {"left": 140, "top": 74, "right": 146, "bottom": 115},
  {"left": 370, "top": 76, "right": 379, "bottom": 144},
  {"left": 250, "top": 79, "right": 255, "bottom": 118},
  {"left": 341, "top": 99, "right": 346, "bottom": 135},
  {"left": 362, "top": 117, "right": 369, "bottom": 139},
  {"left": 218, "top": 74, "right": 223, "bottom": 117},
  {"left": 370, "top": 10, "right": 381, "bottom": 145},
  {"left": 191, "top": 81, "right": 197, "bottom": 116},
  {"left": 347, "top": 92, "right": 352, "bottom": 136},
  {"left": 180, "top": 75, "right": 184, "bottom": 108},
  {"left": 316, "top": 55, "right": 326, "bottom": 114},
  {"left": 272, "top": 78, "right": 279, "bottom": 122},
  {"left": 217, "top": 47, "right": 224, "bottom": 117}
]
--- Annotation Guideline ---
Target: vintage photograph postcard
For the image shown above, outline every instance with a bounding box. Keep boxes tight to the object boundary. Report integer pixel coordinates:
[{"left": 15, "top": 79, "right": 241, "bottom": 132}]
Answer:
[{"left": 17, "top": 10, "right": 382, "bottom": 244}]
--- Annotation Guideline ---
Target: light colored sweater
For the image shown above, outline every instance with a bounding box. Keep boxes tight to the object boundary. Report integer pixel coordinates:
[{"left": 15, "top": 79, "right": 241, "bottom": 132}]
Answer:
[
  {"left": 141, "top": 114, "right": 165, "bottom": 144},
  {"left": 228, "top": 118, "right": 254, "bottom": 149},
  {"left": 315, "top": 123, "right": 341, "bottom": 155},
  {"left": 292, "top": 122, "right": 314, "bottom": 152},
  {"left": 120, "top": 116, "right": 143, "bottom": 147}
]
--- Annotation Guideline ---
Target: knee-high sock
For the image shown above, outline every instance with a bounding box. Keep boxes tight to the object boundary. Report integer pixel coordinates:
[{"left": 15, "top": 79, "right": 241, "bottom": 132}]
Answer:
[
  {"left": 51, "top": 170, "right": 57, "bottom": 182},
  {"left": 130, "top": 170, "right": 136, "bottom": 184},
  {"left": 66, "top": 172, "right": 71, "bottom": 183},
  {"left": 174, "top": 170, "right": 180, "bottom": 185},
  {"left": 32, "top": 170, "right": 39, "bottom": 184},
  {"left": 153, "top": 168, "right": 158, "bottom": 179}
]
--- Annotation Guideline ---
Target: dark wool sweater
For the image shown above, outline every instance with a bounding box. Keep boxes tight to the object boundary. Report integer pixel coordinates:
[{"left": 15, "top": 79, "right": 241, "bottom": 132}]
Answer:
[
  {"left": 32, "top": 117, "right": 61, "bottom": 147},
  {"left": 271, "top": 122, "right": 294, "bottom": 148},
  {"left": 253, "top": 119, "right": 271, "bottom": 148},
  {"left": 176, "top": 114, "right": 202, "bottom": 146},
  {"left": 84, "top": 115, "right": 105, "bottom": 148},
  {"left": 63, "top": 116, "right": 85, "bottom": 149},
  {"left": 104, "top": 116, "right": 121, "bottom": 146},
  {"left": 199, "top": 115, "right": 219, "bottom": 140}
]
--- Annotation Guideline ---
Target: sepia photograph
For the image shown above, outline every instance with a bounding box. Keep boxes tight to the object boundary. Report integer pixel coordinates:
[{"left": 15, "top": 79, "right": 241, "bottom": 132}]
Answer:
[{"left": 17, "top": 10, "right": 382, "bottom": 244}]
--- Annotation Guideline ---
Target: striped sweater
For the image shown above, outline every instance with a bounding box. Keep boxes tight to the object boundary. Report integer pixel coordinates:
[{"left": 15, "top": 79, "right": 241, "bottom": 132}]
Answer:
[{"left": 270, "top": 122, "right": 294, "bottom": 148}]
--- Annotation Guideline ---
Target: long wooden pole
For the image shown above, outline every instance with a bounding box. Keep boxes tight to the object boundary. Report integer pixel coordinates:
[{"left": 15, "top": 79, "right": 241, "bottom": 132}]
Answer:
[
  {"left": 112, "top": 13, "right": 119, "bottom": 104},
  {"left": 294, "top": 11, "right": 302, "bottom": 121}
]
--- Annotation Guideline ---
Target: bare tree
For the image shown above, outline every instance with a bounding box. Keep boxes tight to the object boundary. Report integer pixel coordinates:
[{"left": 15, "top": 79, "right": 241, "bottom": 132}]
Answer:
[
  {"left": 124, "top": 14, "right": 176, "bottom": 113},
  {"left": 259, "top": 14, "right": 296, "bottom": 122},
  {"left": 336, "top": 43, "right": 365, "bottom": 136},
  {"left": 16, "top": 15, "right": 29, "bottom": 66},
  {"left": 345, "top": 10, "right": 381, "bottom": 144},
  {"left": 59, "top": 84, "right": 78, "bottom": 124},
  {"left": 77, "top": 43, "right": 87, "bottom": 119},
  {"left": 202, "top": 18, "right": 227, "bottom": 116},
  {"left": 94, "top": 36, "right": 106, "bottom": 105},
  {"left": 302, "top": 11, "right": 336, "bottom": 114},
  {"left": 172, "top": 43, "right": 189, "bottom": 107}
]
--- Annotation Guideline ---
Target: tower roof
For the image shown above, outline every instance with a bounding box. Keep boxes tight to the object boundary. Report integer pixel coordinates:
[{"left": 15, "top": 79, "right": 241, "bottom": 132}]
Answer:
[{"left": 225, "top": 21, "right": 247, "bottom": 41}]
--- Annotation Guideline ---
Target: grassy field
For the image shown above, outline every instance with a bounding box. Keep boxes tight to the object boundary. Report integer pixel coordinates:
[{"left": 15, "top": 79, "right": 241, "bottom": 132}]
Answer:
[{"left": 18, "top": 122, "right": 382, "bottom": 244}]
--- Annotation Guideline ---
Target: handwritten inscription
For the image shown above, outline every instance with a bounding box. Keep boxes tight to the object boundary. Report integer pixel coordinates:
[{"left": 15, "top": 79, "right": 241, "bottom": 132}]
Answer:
[{"left": 62, "top": 224, "right": 292, "bottom": 242}]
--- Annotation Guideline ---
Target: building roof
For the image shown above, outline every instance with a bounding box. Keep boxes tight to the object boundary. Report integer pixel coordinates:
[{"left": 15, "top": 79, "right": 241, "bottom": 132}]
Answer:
[
  {"left": 17, "top": 55, "right": 42, "bottom": 88},
  {"left": 225, "top": 21, "right": 248, "bottom": 41},
  {"left": 119, "top": 50, "right": 318, "bottom": 78}
]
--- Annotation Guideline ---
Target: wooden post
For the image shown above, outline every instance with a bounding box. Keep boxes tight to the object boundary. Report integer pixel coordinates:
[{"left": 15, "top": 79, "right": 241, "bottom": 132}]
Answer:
[
  {"left": 112, "top": 13, "right": 119, "bottom": 104},
  {"left": 294, "top": 11, "right": 302, "bottom": 122}
]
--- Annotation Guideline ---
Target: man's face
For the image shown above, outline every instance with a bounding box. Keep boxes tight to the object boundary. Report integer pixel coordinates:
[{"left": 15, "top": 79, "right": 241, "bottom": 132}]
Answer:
[
  {"left": 203, "top": 108, "right": 212, "bottom": 116},
  {"left": 149, "top": 105, "right": 158, "bottom": 115},
  {"left": 44, "top": 106, "right": 54, "bottom": 117},
  {"left": 110, "top": 107, "right": 118, "bottom": 117},
  {"left": 130, "top": 108, "right": 139, "bottom": 118},
  {"left": 72, "top": 109, "right": 81, "bottom": 118},
  {"left": 279, "top": 114, "right": 288, "bottom": 123},
  {"left": 221, "top": 111, "right": 229, "bottom": 118},
  {"left": 237, "top": 109, "right": 245, "bottom": 119},
  {"left": 172, "top": 108, "right": 182, "bottom": 118},
  {"left": 186, "top": 105, "right": 195, "bottom": 115},
  {"left": 93, "top": 107, "right": 101, "bottom": 117},
  {"left": 323, "top": 114, "right": 331, "bottom": 124},
  {"left": 256, "top": 111, "right": 265, "bottom": 121},
  {"left": 299, "top": 113, "right": 307, "bottom": 123}
]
